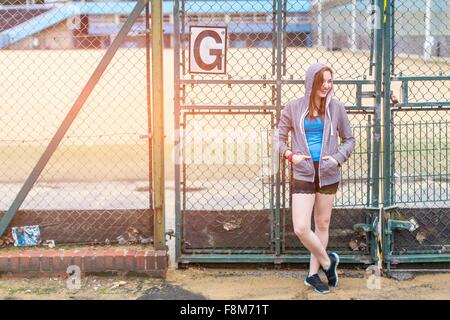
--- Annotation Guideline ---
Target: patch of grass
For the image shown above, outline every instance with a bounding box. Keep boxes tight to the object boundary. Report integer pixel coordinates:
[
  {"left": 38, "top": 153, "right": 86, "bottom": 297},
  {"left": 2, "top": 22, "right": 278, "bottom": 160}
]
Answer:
[
  {"left": 95, "top": 287, "right": 112, "bottom": 295},
  {"left": 34, "top": 287, "right": 59, "bottom": 296},
  {"left": 6, "top": 287, "right": 28, "bottom": 295}
]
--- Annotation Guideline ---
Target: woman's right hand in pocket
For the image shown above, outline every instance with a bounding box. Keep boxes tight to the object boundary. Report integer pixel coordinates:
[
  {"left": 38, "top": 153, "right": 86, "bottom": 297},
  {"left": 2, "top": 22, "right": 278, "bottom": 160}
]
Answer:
[{"left": 292, "top": 154, "right": 311, "bottom": 164}]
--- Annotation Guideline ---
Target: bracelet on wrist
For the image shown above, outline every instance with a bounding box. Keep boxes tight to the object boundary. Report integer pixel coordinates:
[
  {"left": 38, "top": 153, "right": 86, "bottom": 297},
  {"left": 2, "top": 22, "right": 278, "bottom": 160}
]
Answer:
[{"left": 288, "top": 153, "right": 294, "bottom": 163}]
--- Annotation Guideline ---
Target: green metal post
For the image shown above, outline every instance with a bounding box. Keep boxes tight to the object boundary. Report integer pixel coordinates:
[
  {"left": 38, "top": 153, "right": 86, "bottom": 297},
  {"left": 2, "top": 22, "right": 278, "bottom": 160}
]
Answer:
[
  {"left": 372, "top": 0, "right": 383, "bottom": 209},
  {"left": 382, "top": 0, "right": 393, "bottom": 265},
  {"left": 274, "top": 0, "right": 283, "bottom": 257},
  {"left": 390, "top": 0, "right": 395, "bottom": 75},
  {"left": 369, "top": 0, "right": 384, "bottom": 264},
  {"left": 401, "top": 80, "right": 408, "bottom": 104},
  {"left": 173, "top": 0, "right": 182, "bottom": 263},
  {"left": 152, "top": 0, "right": 166, "bottom": 251},
  {"left": 366, "top": 115, "right": 372, "bottom": 207},
  {"left": 145, "top": 0, "right": 153, "bottom": 211},
  {"left": 271, "top": 0, "right": 276, "bottom": 76},
  {"left": 369, "top": 0, "right": 375, "bottom": 76}
]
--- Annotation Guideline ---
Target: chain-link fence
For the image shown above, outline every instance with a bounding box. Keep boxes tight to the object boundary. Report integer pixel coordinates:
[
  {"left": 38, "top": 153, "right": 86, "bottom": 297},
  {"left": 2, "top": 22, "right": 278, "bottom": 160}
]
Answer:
[
  {"left": 383, "top": 0, "right": 449, "bottom": 267},
  {"left": 180, "top": 112, "right": 275, "bottom": 253},
  {"left": 0, "top": 0, "right": 447, "bottom": 266},
  {"left": 0, "top": 0, "right": 154, "bottom": 245},
  {"left": 174, "top": 0, "right": 382, "bottom": 264}
]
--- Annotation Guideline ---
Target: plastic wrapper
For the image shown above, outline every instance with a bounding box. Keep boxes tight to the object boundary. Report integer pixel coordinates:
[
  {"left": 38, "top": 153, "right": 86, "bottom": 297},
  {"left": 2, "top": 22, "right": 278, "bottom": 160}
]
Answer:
[{"left": 11, "top": 225, "right": 41, "bottom": 246}]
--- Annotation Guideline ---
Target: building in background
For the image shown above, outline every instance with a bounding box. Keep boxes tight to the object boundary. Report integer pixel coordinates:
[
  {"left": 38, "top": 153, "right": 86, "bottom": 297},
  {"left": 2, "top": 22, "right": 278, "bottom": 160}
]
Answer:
[
  {"left": 0, "top": 0, "right": 311, "bottom": 49},
  {"left": 0, "top": 0, "right": 448, "bottom": 59}
]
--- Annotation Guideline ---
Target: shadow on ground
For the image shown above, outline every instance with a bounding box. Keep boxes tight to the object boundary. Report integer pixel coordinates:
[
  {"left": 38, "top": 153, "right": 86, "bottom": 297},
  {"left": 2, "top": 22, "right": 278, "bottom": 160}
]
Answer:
[{"left": 137, "top": 283, "right": 207, "bottom": 300}]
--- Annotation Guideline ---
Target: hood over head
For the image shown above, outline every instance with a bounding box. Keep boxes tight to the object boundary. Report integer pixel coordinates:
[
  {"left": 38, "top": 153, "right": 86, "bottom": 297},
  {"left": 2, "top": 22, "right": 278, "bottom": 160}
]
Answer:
[
  {"left": 302, "top": 63, "right": 336, "bottom": 136},
  {"left": 304, "top": 63, "right": 334, "bottom": 107}
]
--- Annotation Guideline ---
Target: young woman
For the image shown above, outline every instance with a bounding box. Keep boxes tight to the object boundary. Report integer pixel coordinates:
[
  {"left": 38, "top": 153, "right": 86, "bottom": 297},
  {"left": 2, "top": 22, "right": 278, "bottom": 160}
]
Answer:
[{"left": 277, "top": 63, "right": 355, "bottom": 294}]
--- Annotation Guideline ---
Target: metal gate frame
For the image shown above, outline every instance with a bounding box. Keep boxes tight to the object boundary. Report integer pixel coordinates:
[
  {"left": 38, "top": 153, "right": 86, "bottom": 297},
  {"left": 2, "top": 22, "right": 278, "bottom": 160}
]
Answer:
[
  {"left": 174, "top": 0, "right": 387, "bottom": 266},
  {"left": 174, "top": 0, "right": 450, "bottom": 268},
  {"left": 381, "top": 0, "right": 450, "bottom": 268}
]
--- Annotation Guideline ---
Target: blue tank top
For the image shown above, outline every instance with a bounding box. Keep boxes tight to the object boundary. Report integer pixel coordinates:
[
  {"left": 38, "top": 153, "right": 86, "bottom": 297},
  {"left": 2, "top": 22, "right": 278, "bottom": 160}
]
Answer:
[{"left": 304, "top": 115, "right": 324, "bottom": 162}]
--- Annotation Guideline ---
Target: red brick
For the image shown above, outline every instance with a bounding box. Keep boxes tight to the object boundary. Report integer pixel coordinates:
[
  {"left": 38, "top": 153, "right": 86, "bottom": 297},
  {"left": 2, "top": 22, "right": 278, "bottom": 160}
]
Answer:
[
  {"left": 113, "top": 249, "right": 126, "bottom": 270},
  {"left": 104, "top": 256, "right": 114, "bottom": 270},
  {"left": 124, "top": 249, "right": 136, "bottom": 271},
  {"left": 61, "top": 251, "right": 82, "bottom": 275},
  {"left": 28, "top": 252, "right": 41, "bottom": 271},
  {"left": 70, "top": 250, "right": 83, "bottom": 269},
  {"left": 113, "top": 256, "right": 125, "bottom": 270},
  {"left": 18, "top": 253, "right": 29, "bottom": 272},
  {"left": 41, "top": 251, "right": 56, "bottom": 258},
  {"left": 80, "top": 249, "right": 94, "bottom": 271},
  {"left": 27, "top": 251, "right": 41, "bottom": 258},
  {"left": 0, "top": 251, "right": 11, "bottom": 258},
  {"left": 40, "top": 254, "right": 51, "bottom": 272},
  {"left": 0, "top": 255, "right": 10, "bottom": 271},
  {"left": 135, "top": 251, "right": 145, "bottom": 271},
  {"left": 93, "top": 250, "right": 105, "bottom": 271},
  {"left": 144, "top": 251, "right": 156, "bottom": 271},
  {"left": 0, "top": 246, "right": 167, "bottom": 276},
  {"left": 51, "top": 251, "right": 67, "bottom": 272},
  {"left": 63, "top": 250, "right": 74, "bottom": 260},
  {"left": 156, "top": 251, "right": 168, "bottom": 270},
  {"left": 114, "top": 248, "right": 126, "bottom": 257},
  {"left": 47, "top": 256, "right": 57, "bottom": 272},
  {"left": 104, "top": 249, "right": 115, "bottom": 270},
  {"left": 82, "top": 249, "right": 95, "bottom": 258},
  {"left": 41, "top": 251, "right": 56, "bottom": 272},
  {"left": 72, "top": 257, "right": 82, "bottom": 269},
  {"left": 82, "top": 250, "right": 97, "bottom": 272},
  {"left": 104, "top": 249, "right": 116, "bottom": 256}
]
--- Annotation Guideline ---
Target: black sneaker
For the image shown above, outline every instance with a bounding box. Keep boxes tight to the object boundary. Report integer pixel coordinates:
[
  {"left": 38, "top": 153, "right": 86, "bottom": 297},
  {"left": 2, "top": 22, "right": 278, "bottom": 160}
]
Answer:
[
  {"left": 304, "top": 274, "right": 330, "bottom": 294},
  {"left": 323, "top": 252, "right": 340, "bottom": 287}
]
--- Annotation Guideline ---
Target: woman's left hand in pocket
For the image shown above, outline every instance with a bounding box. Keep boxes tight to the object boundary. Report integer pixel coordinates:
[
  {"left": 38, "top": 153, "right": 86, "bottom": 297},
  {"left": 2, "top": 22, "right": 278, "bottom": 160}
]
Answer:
[{"left": 322, "top": 155, "right": 339, "bottom": 166}]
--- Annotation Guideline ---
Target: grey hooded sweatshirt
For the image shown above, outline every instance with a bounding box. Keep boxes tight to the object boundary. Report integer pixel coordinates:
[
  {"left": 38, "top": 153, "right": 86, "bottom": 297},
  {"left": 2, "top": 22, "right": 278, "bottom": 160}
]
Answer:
[{"left": 276, "top": 63, "right": 356, "bottom": 187}]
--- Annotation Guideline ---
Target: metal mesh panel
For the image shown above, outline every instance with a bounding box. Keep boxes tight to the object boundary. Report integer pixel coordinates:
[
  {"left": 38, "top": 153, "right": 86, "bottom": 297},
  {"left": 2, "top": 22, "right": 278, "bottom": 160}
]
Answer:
[
  {"left": 180, "top": 112, "right": 275, "bottom": 251},
  {"left": 0, "top": 0, "right": 153, "bottom": 245},
  {"left": 176, "top": 0, "right": 379, "bottom": 261},
  {"left": 388, "top": 109, "right": 449, "bottom": 256},
  {"left": 297, "top": 0, "right": 374, "bottom": 80},
  {"left": 283, "top": 208, "right": 371, "bottom": 258},
  {"left": 182, "top": 112, "right": 275, "bottom": 211},
  {"left": 392, "top": 110, "right": 449, "bottom": 205},
  {"left": 391, "top": 208, "right": 449, "bottom": 255},
  {"left": 385, "top": 0, "right": 449, "bottom": 262},
  {"left": 183, "top": 83, "right": 274, "bottom": 107},
  {"left": 392, "top": 0, "right": 449, "bottom": 76}
]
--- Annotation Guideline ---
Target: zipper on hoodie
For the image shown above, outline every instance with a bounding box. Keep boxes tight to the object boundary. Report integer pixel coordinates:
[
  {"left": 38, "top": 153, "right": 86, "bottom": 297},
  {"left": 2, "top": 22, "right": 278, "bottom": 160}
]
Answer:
[
  {"left": 318, "top": 113, "right": 325, "bottom": 188},
  {"left": 318, "top": 101, "right": 334, "bottom": 188},
  {"left": 300, "top": 108, "right": 314, "bottom": 183}
]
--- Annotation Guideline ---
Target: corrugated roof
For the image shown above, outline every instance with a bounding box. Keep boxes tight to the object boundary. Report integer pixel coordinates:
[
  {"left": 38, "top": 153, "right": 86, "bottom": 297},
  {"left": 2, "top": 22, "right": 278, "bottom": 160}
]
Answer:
[{"left": 0, "top": 1, "right": 311, "bottom": 48}]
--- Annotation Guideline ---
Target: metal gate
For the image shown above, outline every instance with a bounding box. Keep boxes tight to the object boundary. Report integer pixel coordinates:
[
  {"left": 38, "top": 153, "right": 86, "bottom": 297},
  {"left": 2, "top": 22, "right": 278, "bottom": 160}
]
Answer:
[
  {"left": 382, "top": 0, "right": 450, "bottom": 268},
  {"left": 174, "top": 0, "right": 384, "bottom": 265}
]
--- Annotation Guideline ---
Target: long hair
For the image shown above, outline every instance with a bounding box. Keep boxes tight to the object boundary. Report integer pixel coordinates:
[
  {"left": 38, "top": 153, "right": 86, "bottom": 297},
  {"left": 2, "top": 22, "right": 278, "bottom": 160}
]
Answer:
[{"left": 307, "top": 66, "right": 333, "bottom": 120}]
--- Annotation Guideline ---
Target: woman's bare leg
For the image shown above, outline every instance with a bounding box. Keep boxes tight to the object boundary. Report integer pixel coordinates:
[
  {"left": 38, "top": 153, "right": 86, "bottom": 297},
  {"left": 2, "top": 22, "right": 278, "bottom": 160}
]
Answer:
[
  {"left": 309, "top": 192, "right": 336, "bottom": 275},
  {"left": 292, "top": 193, "right": 331, "bottom": 270}
]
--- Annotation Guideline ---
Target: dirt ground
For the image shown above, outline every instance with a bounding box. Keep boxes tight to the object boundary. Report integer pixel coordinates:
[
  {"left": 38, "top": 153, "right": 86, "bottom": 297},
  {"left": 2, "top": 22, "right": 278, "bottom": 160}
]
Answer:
[{"left": 0, "top": 266, "right": 449, "bottom": 300}]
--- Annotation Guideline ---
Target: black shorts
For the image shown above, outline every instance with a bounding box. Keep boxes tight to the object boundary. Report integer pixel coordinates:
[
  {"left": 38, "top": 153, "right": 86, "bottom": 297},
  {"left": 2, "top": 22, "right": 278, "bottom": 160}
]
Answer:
[{"left": 292, "top": 161, "right": 339, "bottom": 195}]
